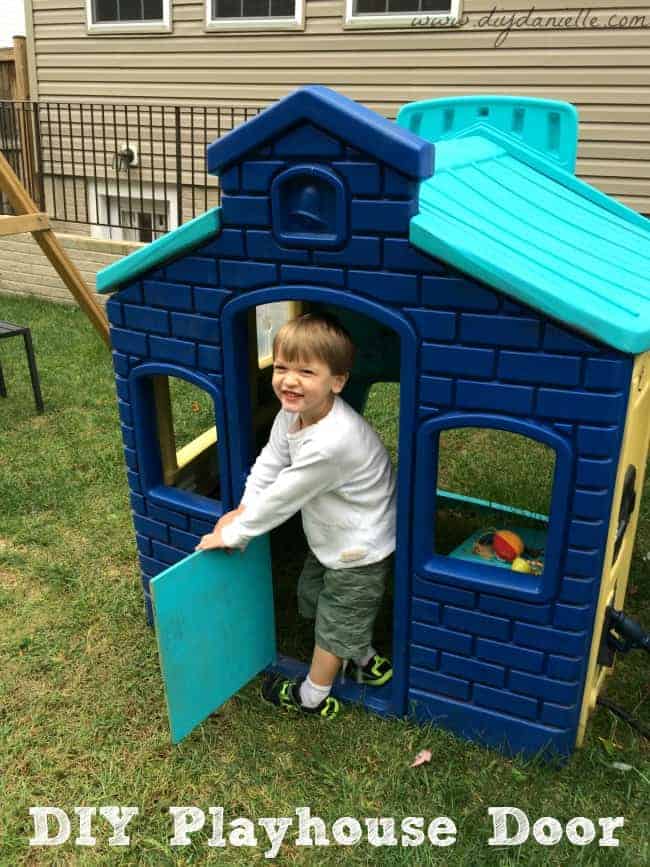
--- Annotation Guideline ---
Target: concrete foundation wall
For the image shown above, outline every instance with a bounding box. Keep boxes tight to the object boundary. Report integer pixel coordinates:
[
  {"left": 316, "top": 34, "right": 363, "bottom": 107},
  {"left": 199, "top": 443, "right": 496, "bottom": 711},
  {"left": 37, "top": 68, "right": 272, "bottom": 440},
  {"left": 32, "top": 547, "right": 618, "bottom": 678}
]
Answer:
[{"left": 0, "top": 229, "right": 140, "bottom": 305}]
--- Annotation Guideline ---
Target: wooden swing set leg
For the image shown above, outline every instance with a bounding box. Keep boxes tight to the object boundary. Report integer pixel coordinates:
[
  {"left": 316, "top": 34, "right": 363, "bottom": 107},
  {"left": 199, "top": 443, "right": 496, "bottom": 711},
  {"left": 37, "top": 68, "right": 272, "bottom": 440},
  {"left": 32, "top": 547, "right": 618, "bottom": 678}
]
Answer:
[{"left": 0, "top": 150, "right": 110, "bottom": 348}]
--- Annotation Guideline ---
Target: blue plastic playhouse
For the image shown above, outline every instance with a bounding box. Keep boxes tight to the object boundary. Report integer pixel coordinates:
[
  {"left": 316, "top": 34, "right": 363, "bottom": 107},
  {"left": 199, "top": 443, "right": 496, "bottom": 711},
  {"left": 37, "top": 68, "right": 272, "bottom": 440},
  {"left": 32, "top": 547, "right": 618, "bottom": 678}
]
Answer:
[{"left": 97, "top": 86, "right": 650, "bottom": 758}]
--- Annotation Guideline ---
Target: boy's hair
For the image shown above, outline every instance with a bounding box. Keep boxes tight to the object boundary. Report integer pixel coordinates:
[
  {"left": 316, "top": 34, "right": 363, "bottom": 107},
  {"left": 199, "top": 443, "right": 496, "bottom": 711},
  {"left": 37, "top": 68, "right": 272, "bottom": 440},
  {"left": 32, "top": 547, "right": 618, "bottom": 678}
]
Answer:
[{"left": 273, "top": 313, "right": 355, "bottom": 375}]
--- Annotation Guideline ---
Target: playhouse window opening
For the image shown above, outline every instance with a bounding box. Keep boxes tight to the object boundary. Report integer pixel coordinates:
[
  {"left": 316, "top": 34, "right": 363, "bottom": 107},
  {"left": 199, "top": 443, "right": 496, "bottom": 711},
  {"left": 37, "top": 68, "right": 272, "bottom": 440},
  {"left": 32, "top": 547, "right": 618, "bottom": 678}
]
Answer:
[
  {"left": 434, "top": 428, "right": 555, "bottom": 576},
  {"left": 152, "top": 375, "right": 221, "bottom": 500}
]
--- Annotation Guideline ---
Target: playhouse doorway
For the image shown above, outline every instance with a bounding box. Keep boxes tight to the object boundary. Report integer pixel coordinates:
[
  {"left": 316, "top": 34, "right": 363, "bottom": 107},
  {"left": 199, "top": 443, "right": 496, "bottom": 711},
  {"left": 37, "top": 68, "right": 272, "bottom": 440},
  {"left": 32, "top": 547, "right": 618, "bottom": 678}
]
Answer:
[{"left": 222, "top": 291, "right": 411, "bottom": 718}]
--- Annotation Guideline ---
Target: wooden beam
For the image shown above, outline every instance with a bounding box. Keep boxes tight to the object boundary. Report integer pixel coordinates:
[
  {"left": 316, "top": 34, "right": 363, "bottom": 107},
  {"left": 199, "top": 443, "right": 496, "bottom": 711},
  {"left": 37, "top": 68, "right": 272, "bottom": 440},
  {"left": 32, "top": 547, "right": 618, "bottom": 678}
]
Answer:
[
  {"left": 12, "top": 37, "right": 29, "bottom": 100},
  {"left": 0, "top": 213, "right": 49, "bottom": 236},
  {"left": 12, "top": 37, "right": 38, "bottom": 209},
  {"left": 0, "top": 51, "right": 16, "bottom": 101},
  {"left": 0, "top": 150, "right": 110, "bottom": 346},
  {"left": 153, "top": 376, "right": 178, "bottom": 486},
  {"left": 32, "top": 230, "right": 111, "bottom": 346},
  {"left": 176, "top": 426, "right": 218, "bottom": 470}
]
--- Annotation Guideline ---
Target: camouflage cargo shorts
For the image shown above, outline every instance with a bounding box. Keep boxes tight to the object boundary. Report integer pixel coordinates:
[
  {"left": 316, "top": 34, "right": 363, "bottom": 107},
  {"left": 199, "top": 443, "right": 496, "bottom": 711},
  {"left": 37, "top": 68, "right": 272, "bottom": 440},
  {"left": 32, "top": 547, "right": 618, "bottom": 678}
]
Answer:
[{"left": 297, "top": 549, "right": 393, "bottom": 660}]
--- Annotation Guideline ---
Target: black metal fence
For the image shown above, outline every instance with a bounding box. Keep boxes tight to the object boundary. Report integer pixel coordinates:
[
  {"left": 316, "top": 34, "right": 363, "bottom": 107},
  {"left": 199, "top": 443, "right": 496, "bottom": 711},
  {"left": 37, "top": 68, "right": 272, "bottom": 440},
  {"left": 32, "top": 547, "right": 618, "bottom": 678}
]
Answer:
[{"left": 0, "top": 100, "right": 264, "bottom": 239}]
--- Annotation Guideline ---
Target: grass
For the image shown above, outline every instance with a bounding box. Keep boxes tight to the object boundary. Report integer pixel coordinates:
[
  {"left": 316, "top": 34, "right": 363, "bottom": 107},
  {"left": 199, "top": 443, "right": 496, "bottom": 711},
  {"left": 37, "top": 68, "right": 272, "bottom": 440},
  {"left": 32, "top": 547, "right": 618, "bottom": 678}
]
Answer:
[{"left": 1, "top": 294, "right": 649, "bottom": 865}]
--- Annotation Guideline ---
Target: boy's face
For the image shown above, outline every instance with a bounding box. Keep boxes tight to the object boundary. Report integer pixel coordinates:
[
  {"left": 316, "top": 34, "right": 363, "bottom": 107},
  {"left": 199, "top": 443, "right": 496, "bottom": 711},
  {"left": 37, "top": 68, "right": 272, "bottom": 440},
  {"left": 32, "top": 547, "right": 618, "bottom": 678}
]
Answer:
[{"left": 272, "top": 352, "right": 348, "bottom": 426}]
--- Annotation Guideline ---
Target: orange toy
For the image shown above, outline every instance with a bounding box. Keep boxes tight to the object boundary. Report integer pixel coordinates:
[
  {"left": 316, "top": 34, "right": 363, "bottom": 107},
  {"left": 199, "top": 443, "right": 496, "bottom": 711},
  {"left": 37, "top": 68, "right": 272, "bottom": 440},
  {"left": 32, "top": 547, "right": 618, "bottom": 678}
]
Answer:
[{"left": 492, "top": 530, "right": 524, "bottom": 562}]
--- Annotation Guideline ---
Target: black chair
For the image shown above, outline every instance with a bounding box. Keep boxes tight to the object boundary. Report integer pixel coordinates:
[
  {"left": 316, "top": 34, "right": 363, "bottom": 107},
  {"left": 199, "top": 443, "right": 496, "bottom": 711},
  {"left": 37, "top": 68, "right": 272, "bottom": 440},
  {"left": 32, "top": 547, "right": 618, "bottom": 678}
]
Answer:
[{"left": 0, "top": 321, "right": 44, "bottom": 413}]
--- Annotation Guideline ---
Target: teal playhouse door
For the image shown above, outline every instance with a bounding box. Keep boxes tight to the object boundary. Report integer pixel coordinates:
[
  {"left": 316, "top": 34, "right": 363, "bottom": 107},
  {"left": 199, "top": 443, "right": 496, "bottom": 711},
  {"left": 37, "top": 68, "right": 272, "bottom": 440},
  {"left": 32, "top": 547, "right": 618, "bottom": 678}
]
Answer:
[{"left": 151, "top": 535, "right": 275, "bottom": 743}]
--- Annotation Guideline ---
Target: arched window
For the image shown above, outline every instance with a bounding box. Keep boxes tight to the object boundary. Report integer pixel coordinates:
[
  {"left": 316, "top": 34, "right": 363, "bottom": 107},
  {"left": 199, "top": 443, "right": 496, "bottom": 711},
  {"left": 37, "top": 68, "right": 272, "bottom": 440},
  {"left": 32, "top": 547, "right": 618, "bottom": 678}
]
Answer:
[
  {"left": 130, "top": 366, "right": 229, "bottom": 519},
  {"left": 414, "top": 414, "right": 572, "bottom": 601}
]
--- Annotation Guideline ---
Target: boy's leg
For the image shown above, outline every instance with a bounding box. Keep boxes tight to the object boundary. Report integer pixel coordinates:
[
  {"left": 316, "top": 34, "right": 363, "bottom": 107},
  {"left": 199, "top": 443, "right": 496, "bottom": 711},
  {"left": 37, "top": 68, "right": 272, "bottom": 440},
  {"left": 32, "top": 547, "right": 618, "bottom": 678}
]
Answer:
[
  {"left": 296, "top": 645, "right": 342, "bottom": 710},
  {"left": 309, "top": 644, "right": 342, "bottom": 684},
  {"left": 313, "top": 556, "right": 391, "bottom": 681},
  {"left": 296, "top": 550, "right": 326, "bottom": 620},
  {"left": 298, "top": 556, "right": 342, "bottom": 708},
  {"left": 343, "top": 556, "right": 394, "bottom": 685},
  {"left": 262, "top": 556, "right": 391, "bottom": 717},
  {"left": 262, "top": 551, "right": 341, "bottom": 718}
]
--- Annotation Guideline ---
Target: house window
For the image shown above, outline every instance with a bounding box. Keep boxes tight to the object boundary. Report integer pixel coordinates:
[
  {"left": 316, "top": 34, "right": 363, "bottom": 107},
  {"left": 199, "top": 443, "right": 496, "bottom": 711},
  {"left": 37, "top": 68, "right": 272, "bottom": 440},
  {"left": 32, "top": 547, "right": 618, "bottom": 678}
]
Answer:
[
  {"left": 86, "top": 0, "right": 172, "bottom": 32},
  {"left": 246, "top": 302, "right": 302, "bottom": 448},
  {"left": 255, "top": 302, "right": 301, "bottom": 369},
  {"left": 93, "top": 0, "right": 163, "bottom": 21},
  {"left": 87, "top": 180, "right": 177, "bottom": 242},
  {"left": 206, "top": 0, "right": 305, "bottom": 30},
  {"left": 119, "top": 201, "right": 168, "bottom": 243},
  {"left": 344, "top": 0, "right": 460, "bottom": 28}
]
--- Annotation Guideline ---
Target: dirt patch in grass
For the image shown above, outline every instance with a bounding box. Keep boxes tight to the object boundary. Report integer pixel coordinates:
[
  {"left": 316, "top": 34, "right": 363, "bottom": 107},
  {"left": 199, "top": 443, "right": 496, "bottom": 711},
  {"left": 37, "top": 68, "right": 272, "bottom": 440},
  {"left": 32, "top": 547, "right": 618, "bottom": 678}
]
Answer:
[
  {"left": 0, "top": 568, "right": 44, "bottom": 603},
  {"left": 0, "top": 568, "right": 21, "bottom": 589},
  {"left": 0, "top": 536, "right": 29, "bottom": 554}
]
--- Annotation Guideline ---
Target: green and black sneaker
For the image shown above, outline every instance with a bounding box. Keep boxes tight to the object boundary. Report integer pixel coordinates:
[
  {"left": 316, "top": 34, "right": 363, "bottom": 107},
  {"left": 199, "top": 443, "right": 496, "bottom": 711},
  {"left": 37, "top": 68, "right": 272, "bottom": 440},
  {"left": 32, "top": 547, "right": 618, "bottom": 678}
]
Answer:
[
  {"left": 261, "top": 675, "right": 340, "bottom": 720},
  {"left": 347, "top": 654, "right": 393, "bottom": 686}
]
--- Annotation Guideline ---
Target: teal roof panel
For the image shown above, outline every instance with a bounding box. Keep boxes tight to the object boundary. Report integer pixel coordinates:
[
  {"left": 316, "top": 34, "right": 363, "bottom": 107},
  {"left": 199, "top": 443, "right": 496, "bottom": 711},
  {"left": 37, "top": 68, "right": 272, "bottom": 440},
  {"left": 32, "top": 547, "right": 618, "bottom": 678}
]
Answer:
[
  {"left": 410, "top": 132, "right": 650, "bottom": 354},
  {"left": 97, "top": 207, "right": 221, "bottom": 295},
  {"left": 397, "top": 95, "right": 579, "bottom": 173}
]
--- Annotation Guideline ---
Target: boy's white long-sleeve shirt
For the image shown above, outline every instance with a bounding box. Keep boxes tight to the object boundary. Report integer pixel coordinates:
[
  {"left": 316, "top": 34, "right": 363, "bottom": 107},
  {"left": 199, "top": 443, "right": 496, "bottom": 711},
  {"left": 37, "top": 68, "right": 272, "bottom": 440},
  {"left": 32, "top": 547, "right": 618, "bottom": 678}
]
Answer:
[{"left": 220, "top": 396, "right": 396, "bottom": 569}]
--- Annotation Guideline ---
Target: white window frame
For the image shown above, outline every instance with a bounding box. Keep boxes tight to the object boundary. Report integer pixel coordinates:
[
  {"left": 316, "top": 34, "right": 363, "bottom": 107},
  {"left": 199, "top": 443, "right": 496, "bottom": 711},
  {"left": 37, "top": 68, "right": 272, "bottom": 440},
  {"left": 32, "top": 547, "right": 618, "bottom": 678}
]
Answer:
[
  {"left": 205, "top": 0, "right": 305, "bottom": 32},
  {"left": 85, "top": 0, "right": 172, "bottom": 35},
  {"left": 87, "top": 179, "right": 178, "bottom": 242},
  {"left": 343, "top": 0, "right": 461, "bottom": 29}
]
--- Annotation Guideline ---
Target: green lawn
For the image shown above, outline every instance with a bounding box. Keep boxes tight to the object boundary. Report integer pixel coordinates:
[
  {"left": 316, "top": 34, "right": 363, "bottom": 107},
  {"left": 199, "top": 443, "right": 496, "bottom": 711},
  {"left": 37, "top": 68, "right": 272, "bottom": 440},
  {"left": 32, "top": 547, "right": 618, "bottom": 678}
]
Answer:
[{"left": 0, "top": 294, "right": 649, "bottom": 865}]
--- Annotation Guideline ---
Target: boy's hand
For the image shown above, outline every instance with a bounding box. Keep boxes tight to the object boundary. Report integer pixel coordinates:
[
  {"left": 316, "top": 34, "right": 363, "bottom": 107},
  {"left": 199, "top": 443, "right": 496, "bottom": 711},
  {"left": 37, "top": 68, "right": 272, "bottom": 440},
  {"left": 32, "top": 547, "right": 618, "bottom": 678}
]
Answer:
[
  {"left": 195, "top": 528, "right": 230, "bottom": 552},
  {"left": 213, "top": 504, "right": 245, "bottom": 533}
]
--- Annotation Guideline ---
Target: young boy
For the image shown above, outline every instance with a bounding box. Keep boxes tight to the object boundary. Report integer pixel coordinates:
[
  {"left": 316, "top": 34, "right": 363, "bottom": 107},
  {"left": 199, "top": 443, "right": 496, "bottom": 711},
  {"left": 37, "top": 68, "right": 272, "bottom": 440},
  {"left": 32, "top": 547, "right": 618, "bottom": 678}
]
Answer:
[{"left": 196, "top": 313, "right": 396, "bottom": 719}]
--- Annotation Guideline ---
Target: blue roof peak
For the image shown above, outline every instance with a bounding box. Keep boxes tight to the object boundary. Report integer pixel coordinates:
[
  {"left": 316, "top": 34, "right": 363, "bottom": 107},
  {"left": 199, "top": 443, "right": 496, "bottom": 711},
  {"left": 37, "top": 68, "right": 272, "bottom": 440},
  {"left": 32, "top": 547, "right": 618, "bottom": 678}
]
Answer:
[{"left": 207, "top": 85, "right": 433, "bottom": 180}]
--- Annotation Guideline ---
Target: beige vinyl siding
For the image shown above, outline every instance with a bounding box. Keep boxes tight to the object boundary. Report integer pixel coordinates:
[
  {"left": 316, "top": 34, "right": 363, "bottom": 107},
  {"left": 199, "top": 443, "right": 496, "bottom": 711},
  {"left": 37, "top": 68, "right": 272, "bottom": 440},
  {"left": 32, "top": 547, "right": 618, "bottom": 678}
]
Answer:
[{"left": 25, "top": 0, "right": 650, "bottom": 211}]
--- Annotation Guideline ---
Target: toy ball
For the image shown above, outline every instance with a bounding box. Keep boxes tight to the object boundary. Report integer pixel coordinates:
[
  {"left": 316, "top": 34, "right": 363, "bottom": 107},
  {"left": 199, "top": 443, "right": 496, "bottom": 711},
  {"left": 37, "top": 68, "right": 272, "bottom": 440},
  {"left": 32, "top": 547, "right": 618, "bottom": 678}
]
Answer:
[
  {"left": 511, "top": 556, "right": 532, "bottom": 573},
  {"left": 493, "top": 530, "right": 524, "bottom": 562}
]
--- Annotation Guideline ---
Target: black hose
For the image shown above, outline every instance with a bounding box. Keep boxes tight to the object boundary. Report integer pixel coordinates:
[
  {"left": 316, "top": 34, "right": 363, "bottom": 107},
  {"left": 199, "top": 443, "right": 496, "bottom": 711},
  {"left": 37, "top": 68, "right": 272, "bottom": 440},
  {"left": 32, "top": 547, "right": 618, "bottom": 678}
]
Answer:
[
  {"left": 608, "top": 609, "right": 650, "bottom": 654},
  {"left": 597, "top": 696, "right": 650, "bottom": 740}
]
